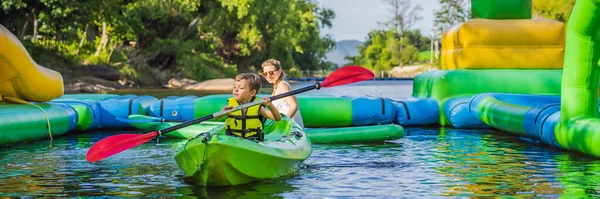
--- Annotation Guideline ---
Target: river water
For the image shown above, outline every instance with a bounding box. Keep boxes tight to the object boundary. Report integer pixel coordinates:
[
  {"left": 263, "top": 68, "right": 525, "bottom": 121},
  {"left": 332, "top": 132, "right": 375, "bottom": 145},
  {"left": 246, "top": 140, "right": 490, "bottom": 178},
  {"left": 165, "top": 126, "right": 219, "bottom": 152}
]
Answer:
[{"left": 1, "top": 81, "right": 599, "bottom": 198}]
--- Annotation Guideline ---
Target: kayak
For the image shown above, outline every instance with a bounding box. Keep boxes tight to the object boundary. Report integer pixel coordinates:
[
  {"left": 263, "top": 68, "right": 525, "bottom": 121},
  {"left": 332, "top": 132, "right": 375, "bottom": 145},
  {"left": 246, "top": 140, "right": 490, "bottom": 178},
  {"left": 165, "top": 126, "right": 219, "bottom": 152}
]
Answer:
[
  {"left": 174, "top": 116, "right": 312, "bottom": 186},
  {"left": 305, "top": 124, "right": 404, "bottom": 144}
]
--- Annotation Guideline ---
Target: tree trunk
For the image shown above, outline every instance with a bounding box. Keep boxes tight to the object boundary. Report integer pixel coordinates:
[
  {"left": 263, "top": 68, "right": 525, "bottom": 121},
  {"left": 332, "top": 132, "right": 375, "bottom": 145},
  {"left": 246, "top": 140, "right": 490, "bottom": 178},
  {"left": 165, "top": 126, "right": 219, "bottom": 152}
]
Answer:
[
  {"left": 430, "top": 38, "right": 433, "bottom": 63},
  {"left": 20, "top": 14, "right": 29, "bottom": 40},
  {"left": 399, "top": 36, "right": 404, "bottom": 67},
  {"left": 32, "top": 9, "right": 38, "bottom": 42},
  {"left": 94, "top": 22, "right": 109, "bottom": 57},
  {"left": 76, "top": 25, "right": 88, "bottom": 55},
  {"left": 107, "top": 40, "right": 117, "bottom": 63},
  {"left": 434, "top": 40, "right": 439, "bottom": 60}
]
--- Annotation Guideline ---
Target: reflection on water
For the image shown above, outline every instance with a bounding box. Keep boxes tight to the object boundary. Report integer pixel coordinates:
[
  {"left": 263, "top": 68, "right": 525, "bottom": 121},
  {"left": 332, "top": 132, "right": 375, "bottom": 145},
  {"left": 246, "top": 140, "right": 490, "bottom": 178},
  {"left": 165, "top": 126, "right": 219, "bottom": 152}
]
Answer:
[
  {"left": 3, "top": 81, "right": 600, "bottom": 197},
  {"left": 2, "top": 127, "right": 600, "bottom": 197}
]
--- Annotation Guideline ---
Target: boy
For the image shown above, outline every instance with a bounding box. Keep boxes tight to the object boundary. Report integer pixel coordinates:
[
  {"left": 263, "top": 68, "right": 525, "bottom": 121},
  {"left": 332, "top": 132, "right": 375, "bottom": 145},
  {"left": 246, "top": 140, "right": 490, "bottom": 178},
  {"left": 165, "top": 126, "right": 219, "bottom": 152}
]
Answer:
[{"left": 220, "top": 73, "right": 281, "bottom": 141}]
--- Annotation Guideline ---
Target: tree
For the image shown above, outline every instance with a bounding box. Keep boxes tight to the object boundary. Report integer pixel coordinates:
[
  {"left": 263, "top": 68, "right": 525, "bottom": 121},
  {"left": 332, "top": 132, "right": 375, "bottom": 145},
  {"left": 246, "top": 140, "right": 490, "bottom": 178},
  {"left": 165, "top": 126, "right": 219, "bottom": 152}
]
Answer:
[
  {"left": 402, "top": 30, "right": 431, "bottom": 51},
  {"left": 533, "top": 0, "right": 575, "bottom": 22},
  {"left": 379, "top": 0, "right": 422, "bottom": 35},
  {"left": 378, "top": 0, "right": 422, "bottom": 67},
  {"left": 346, "top": 29, "right": 421, "bottom": 76},
  {"left": 0, "top": 0, "right": 336, "bottom": 84},
  {"left": 433, "top": 0, "right": 470, "bottom": 32},
  {"left": 193, "top": 0, "right": 335, "bottom": 73}
]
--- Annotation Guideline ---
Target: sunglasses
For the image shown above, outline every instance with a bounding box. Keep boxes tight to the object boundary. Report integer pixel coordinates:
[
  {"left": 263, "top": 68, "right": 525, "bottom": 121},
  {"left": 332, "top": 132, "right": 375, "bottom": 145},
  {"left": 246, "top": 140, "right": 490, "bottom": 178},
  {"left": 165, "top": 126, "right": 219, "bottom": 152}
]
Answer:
[{"left": 262, "top": 70, "right": 278, "bottom": 76}]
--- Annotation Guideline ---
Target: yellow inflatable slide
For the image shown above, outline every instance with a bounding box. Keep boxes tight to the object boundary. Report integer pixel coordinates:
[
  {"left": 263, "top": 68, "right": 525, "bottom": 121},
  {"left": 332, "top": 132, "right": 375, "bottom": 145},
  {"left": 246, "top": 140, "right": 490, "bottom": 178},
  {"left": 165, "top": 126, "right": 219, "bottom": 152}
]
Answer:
[
  {"left": 441, "top": 18, "right": 565, "bottom": 69},
  {"left": 0, "top": 24, "right": 63, "bottom": 102}
]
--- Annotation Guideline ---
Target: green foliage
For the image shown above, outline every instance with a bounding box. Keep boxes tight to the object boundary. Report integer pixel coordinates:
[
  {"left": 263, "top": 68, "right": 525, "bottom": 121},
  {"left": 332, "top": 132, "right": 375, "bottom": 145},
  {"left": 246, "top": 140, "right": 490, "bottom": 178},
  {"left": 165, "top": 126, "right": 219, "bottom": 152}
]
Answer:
[
  {"left": 21, "top": 40, "right": 78, "bottom": 68},
  {"left": 403, "top": 30, "right": 431, "bottom": 51},
  {"left": 418, "top": 51, "right": 432, "bottom": 62},
  {"left": 0, "top": 0, "right": 334, "bottom": 86},
  {"left": 287, "top": 67, "right": 301, "bottom": 78},
  {"left": 346, "top": 28, "right": 429, "bottom": 76},
  {"left": 180, "top": 53, "right": 232, "bottom": 80},
  {"left": 400, "top": 38, "right": 419, "bottom": 65},
  {"left": 198, "top": 0, "right": 335, "bottom": 73}
]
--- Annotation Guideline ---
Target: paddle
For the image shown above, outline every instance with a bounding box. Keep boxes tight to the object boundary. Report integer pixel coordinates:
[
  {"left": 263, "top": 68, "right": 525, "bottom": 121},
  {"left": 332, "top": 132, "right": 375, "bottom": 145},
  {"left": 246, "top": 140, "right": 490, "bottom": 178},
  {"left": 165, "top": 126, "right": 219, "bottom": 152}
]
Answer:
[{"left": 86, "top": 65, "right": 374, "bottom": 162}]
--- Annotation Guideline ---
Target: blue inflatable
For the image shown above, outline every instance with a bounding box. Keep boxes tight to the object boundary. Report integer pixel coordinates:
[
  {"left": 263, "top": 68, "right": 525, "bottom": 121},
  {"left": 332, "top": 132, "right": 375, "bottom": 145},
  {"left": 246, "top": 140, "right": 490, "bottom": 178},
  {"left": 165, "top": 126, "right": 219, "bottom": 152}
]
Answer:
[
  {"left": 148, "top": 95, "right": 198, "bottom": 121},
  {"left": 99, "top": 95, "right": 158, "bottom": 128},
  {"left": 351, "top": 97, "right": 396, "bottom": 126},
  {"left": 444, "top": 97, "right": 488, "bottom": 129},
  {"left": 50, "top": 99, "right": 103, "bottom": 131},
  {"left": 390, "top": 97, "right": 439, "bottom": 126}
]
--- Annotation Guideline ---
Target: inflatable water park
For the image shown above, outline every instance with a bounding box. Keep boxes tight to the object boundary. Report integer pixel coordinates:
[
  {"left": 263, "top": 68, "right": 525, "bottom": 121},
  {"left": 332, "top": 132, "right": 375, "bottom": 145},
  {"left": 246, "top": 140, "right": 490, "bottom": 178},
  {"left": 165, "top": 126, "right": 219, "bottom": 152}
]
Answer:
[{"left": 1, "top": 0, "right": 599, "bottom": 189}]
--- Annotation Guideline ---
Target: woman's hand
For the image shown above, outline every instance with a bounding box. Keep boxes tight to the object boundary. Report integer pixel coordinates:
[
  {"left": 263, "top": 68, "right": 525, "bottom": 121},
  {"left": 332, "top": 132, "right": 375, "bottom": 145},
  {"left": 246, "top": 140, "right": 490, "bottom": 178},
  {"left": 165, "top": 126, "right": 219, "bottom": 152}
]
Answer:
[
  {"left": 261, "top": 96, "right": 272, "bottom": 106},
  {"left": 221, "top": 105, "right": 233, "bottom": 111}
]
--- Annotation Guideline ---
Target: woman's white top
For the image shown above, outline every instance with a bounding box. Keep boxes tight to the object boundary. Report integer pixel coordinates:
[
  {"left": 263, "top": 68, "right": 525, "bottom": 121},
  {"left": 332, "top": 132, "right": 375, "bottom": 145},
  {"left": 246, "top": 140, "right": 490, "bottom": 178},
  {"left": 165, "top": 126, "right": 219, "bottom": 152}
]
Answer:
[{"left": 272, "top": 82, "right": 304, "bottom": 128}]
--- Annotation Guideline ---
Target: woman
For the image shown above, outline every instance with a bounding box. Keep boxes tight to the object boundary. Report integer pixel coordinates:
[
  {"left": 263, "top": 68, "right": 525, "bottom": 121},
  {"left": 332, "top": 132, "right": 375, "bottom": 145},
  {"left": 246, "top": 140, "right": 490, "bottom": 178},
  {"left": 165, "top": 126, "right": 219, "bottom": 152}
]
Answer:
[{"left": 261, "top": 59, "right": 304, "bottom": 128}]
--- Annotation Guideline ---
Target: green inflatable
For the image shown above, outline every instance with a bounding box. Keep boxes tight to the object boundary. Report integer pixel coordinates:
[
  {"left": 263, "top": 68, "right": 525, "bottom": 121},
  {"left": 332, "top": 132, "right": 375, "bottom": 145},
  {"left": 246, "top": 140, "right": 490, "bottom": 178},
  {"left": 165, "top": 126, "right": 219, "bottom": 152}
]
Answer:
[
  {"left": 413, "top": 69, "right": 562, "bottom": 126},
  {"left": 193, "top": 94, "right": 353, "bottom": 128},
  {"left": 472, "top": 0, "right": 532, "bottom": 19},
  {"left": 556, "top": 0, "right": 600, "bottom": 157}
]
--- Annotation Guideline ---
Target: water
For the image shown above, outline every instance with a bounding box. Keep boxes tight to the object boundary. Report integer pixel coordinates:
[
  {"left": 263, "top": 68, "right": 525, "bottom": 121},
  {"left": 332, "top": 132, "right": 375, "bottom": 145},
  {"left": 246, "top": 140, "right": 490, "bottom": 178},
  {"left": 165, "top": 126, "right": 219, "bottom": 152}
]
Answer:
[{"left": 2, "top": 80, "right": 600, "bottom": 197}]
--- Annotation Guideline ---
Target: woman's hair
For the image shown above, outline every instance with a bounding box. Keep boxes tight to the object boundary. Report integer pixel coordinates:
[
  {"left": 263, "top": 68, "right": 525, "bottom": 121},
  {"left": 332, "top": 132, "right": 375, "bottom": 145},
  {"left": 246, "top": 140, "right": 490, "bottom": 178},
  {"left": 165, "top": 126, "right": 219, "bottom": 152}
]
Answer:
[
  {"left": 261, "top": 59, "right": 286, "bottom": 81},
  {"left": 261, "top": 59, "right": 286, "bottom": 93},
  {"left": 235, "top": 73, "right": 262, "bottom": 94}
]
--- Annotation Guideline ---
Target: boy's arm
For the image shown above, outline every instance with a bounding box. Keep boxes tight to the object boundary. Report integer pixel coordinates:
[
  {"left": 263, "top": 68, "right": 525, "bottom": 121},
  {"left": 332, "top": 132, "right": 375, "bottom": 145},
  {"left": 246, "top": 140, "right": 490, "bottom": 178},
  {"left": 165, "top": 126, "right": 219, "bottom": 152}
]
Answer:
[{"left": 260, "top": 103, "right": 282, "bottom": 121}]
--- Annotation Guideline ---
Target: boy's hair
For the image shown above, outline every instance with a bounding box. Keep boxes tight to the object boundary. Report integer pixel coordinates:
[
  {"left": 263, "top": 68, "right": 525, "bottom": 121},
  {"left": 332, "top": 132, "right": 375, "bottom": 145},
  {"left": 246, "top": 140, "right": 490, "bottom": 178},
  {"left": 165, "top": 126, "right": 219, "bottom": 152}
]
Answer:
[{"left": 235, "top": 73, "right": 262, "bottom": 93}]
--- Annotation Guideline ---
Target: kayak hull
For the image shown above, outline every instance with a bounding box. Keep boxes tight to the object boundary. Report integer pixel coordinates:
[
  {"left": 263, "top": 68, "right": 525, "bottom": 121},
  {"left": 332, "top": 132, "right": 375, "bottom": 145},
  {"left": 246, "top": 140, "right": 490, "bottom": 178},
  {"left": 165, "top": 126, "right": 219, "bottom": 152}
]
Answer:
[{"left": 174, "top": 117, "right": 312, "bottom": 186}]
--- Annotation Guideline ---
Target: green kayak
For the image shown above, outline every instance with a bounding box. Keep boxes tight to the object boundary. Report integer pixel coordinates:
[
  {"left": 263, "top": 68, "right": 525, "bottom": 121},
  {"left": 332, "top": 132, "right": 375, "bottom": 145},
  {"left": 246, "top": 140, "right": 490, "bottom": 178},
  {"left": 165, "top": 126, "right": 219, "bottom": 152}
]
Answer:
[{"left": 175, "top": 116, "right": 312, "bottom": 186}]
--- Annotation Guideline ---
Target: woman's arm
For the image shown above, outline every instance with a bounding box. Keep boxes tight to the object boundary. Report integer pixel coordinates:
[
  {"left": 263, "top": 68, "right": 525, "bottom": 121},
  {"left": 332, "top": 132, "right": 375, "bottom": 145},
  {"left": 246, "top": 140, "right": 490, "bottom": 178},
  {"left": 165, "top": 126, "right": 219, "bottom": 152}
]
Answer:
[{"left": 277, "top": 81, "right": 299, "bottom": 118}]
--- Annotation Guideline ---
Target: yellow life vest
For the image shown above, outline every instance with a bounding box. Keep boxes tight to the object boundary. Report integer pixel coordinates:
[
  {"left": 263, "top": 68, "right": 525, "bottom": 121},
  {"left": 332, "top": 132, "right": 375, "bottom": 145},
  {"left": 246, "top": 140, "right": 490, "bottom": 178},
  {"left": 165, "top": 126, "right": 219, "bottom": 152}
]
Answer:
[{"left": 225, "top": 97, "right": 265, "bottom": 141}]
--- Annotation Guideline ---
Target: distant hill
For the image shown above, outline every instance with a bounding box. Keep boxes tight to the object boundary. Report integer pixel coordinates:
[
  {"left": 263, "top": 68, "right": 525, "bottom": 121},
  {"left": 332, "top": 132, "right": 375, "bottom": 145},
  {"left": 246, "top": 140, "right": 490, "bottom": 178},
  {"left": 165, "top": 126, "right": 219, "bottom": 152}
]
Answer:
[{"left": 325, "top": 40, "right": 362, "bottom": 66}]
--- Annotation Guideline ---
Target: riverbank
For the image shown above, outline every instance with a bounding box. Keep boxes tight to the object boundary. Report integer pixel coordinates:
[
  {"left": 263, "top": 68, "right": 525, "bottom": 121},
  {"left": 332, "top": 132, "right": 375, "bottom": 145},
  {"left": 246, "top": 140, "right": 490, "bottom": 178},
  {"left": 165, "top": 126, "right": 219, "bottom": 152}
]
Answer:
[{"left": 63, "top": 65, "right": 434, "bottom": 94}]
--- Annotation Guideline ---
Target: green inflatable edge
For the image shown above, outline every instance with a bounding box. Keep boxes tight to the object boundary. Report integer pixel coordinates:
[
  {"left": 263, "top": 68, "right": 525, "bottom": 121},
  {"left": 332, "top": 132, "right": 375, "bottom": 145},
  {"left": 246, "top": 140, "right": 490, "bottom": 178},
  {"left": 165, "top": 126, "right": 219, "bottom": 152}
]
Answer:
[
  {"left": 413, "top": 69, "right": 562, "bottom": 126},
  {"left": 556, "top": 0, "right": 600, "bottom": 157},
  {"left": 0, "top": 103, "right": 74, "bottom": 146}
]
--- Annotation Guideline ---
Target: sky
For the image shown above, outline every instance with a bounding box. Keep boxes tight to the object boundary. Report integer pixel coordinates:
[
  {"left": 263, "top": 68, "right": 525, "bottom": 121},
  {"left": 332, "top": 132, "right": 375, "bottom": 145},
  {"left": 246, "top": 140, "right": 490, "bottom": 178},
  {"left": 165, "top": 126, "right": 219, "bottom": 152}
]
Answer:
[{"left": 316, "top": 0, "right": 441, "bottom": 41}]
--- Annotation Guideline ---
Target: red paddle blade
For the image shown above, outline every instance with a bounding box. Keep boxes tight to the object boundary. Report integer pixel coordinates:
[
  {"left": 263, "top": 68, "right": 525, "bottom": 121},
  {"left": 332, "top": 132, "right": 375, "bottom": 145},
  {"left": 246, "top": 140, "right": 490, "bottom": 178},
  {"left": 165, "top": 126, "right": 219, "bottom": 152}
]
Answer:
[
  {"left": 86, "top": 131, "right": 158, "bottom": 162},
  {"left": 321, "top": 65, "right": 374, "bottom": 87}
]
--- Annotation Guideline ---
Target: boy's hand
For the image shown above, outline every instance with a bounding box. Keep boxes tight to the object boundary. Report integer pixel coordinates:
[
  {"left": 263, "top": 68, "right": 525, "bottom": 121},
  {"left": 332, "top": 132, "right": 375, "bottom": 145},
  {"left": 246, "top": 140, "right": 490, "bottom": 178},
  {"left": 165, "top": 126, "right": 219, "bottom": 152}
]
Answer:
[
  {"left": 222, "top": 105, "right": 233, "bottom": 111},
  {"left": 261, "top": 96, "right": 273, "bottom": 106}
]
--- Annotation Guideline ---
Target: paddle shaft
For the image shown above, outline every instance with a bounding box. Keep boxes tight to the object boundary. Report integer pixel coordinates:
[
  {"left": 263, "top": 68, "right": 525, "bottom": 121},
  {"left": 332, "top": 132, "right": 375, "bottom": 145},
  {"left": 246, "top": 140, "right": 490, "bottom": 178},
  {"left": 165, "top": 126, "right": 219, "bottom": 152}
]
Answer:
[{"left": 155, "top": 83, "right": 321, "bottom": 136}]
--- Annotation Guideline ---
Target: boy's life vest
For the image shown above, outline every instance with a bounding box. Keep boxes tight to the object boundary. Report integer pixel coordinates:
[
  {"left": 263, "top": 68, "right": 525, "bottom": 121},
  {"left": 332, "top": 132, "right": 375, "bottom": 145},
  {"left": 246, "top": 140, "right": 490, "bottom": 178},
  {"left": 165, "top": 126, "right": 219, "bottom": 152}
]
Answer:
[{"left": 225, "top": 97, "right": 265, "bottom": 141}]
